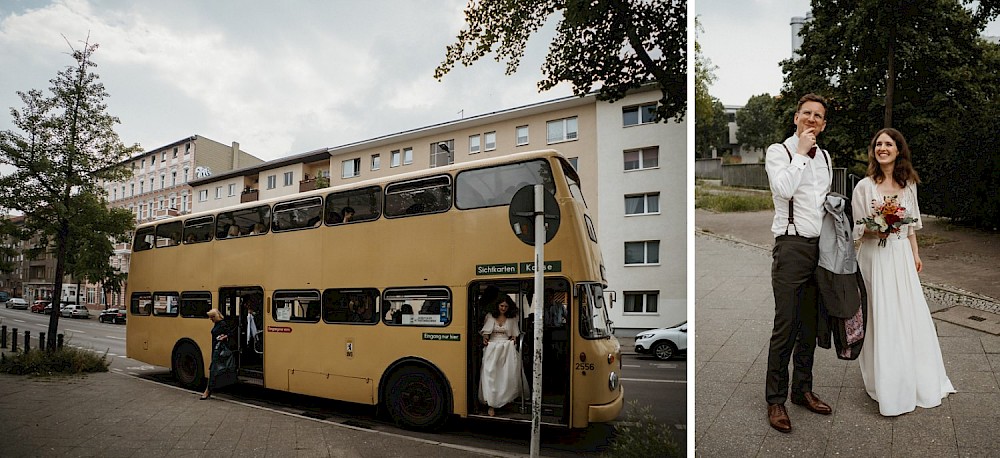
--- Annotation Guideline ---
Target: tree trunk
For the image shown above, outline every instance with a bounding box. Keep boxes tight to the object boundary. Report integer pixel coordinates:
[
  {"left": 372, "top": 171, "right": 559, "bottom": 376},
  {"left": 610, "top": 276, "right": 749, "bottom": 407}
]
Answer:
[{"left": 46, "top": 220, "right": 69, "bottom": 350}]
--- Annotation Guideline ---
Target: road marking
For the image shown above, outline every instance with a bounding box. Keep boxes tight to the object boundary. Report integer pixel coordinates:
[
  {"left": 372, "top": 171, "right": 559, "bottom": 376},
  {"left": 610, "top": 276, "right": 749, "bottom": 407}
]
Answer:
[
  {"left": 622, "top": 364, "right": 641, "bottom": 368},
  {"left": 106, "top": 336, "right": 126, "bottom": 340},
  {"left": 653, "top": 363, "right": 678, "bottom": 369},
  {"left": 65, "top": 329, "right": 86, "bottom": 333},
  {"left": 13, "top": 319, "right": 25, "bottom": 323},
  {"left": 621, "top": 377, "right": 686, "bottom": 384},
  {"left": 117, "top": 355, "right": 127, "bottom": 358}
]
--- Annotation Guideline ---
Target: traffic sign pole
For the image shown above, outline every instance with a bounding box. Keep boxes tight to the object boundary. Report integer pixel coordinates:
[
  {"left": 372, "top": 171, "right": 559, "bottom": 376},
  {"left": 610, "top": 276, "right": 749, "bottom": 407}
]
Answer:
[{"left": 530, "top": 184, "right": 544, "bottom": 458}]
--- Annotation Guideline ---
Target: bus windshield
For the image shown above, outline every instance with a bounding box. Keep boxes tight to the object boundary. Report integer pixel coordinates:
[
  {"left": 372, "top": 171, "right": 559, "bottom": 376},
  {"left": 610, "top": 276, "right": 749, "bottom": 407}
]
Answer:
[{"left": 578, "top": 283, "right": 613, "bottom": 338}]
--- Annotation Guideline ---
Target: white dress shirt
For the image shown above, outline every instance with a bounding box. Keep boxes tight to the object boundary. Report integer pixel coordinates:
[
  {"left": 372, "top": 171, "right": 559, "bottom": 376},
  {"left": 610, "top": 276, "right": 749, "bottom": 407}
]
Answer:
[{"left": 766, "top": 135, "right": 832, "bottom": 238}]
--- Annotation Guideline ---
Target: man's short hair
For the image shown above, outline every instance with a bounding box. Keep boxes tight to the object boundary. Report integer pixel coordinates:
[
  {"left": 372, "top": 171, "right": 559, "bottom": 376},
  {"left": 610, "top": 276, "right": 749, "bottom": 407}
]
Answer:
[{"left": 796, "top": 93, "right": 828, "bottom": 113}]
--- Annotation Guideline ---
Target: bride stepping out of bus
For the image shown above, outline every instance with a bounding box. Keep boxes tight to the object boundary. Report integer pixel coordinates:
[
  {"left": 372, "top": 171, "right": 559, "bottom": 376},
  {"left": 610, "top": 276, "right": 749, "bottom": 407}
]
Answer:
[{"left": 479, "top": 289, "right": 527, "bottom": 416}]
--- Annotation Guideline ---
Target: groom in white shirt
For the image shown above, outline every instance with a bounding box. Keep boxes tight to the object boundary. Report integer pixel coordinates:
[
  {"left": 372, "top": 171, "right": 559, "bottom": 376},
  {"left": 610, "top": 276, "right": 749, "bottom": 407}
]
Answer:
[{"left": 763, "top": 93, "right": 834, "bottom": 433}]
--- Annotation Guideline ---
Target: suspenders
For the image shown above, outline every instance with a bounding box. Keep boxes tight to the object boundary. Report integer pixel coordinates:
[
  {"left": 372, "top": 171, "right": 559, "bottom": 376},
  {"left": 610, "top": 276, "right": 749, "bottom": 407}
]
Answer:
[{"left": 780, "top": 144, "right": 830, "bottom": 236}]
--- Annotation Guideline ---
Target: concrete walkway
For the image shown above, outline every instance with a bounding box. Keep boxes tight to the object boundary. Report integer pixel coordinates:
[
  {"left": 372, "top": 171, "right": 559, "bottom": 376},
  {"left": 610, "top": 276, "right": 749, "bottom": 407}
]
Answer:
[
  {"left": 694, "top": 234, "right": 1000, "bottom": 456},
  {"left": 0, "top": 368, "right": 507, "bottom": 457}
]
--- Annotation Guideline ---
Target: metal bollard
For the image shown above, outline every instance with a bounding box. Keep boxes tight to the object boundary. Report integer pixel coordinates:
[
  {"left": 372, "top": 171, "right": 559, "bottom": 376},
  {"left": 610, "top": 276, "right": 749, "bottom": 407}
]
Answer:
[
  {"left": 1, "top": 325, "right": 6, "bottom": 348},
  {"left": 24, "top": 330, "right": 30, "bottom": 353},
  {"left": 11, "top": 328, "right": 17, "bottom": 352},
  {"left": 57, "top": 333, "right": 64, "bottom": 349},
  {"left": 39, "top": 332, "right": 46, "bottom": 351}
]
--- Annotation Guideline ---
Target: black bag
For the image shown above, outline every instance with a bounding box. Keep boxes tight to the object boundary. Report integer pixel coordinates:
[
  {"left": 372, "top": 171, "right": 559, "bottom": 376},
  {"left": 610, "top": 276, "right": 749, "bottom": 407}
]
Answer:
[{"left": 211, "top": 341, "right": 237, "bottom": 389}]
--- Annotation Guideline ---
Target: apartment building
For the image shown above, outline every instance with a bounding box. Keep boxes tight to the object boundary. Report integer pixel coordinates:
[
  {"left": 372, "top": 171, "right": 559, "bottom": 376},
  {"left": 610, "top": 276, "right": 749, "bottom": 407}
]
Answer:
[{"left": 190, "top": 86, "right": 684, "bottom": 334}]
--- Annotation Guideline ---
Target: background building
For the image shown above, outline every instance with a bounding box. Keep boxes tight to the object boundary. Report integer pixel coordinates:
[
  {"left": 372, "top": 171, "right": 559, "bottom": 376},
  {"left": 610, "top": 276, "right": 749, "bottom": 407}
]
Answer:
[{"left": 191, "top": 86, "right": 684, "bottom": 335}]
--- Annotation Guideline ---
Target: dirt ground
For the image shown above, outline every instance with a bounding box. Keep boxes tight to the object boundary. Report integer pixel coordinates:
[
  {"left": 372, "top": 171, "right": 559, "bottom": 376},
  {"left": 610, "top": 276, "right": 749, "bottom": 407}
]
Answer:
[{"left": 695, "top": 208, "right": 1000, "bottom": 301}]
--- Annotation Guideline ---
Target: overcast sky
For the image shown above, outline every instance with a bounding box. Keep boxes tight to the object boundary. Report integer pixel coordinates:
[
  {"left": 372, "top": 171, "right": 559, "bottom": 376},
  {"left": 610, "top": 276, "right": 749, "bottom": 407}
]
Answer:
[
  {"left": 0, "top": 0, "right": 570, "bottom": 173},
  {"left": 697, "top": 0, "right": 1000, "bottom": 107}
]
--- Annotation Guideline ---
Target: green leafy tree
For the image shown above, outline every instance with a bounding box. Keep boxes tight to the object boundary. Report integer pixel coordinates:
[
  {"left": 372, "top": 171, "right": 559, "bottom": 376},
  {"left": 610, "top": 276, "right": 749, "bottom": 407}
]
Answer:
[
  {"left": 735, "top": 93, "right": 783, "bottom": 152},
  {"left": 694, "top": 18, "right": 728, "bottom": 158},
  {"left": 435, "top": 0, "right": 686, "bottom": 122},
  {"left": 780, "top": 0, "right": 1000, "bottom": 226},
  {"left": 0, "top": 39, "right": 139, "bottom": 348}
]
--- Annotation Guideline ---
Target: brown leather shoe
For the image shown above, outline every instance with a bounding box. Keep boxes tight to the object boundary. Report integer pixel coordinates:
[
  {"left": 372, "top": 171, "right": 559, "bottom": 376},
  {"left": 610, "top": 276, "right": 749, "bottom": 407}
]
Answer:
[
  {"left": 791, "top": 392, "right": 832, "bottom": 415},
  {"left": 767, "top": 403, "right": 791, "bottom": 433}
]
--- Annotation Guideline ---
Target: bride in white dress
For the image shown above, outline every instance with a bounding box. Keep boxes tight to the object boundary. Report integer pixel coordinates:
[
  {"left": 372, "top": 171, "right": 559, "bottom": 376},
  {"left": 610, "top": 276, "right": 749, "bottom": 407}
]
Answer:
[
  {"left": 852, "top": 128, "right": 955, "bottom": 416},
  {"left": 479, "top": 297, "right": 526, "bottom": 416}
]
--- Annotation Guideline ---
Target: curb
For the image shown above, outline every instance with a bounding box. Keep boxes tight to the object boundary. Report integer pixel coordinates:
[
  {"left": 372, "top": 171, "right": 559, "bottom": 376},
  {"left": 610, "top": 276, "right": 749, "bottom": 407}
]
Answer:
[{"left": 695, "top": 229, "right": 1000, "bottom": 316}]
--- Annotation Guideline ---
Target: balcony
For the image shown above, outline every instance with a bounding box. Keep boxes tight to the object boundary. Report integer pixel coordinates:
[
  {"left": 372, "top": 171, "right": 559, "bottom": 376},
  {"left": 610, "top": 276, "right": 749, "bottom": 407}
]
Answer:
[
  {"left": 241, "top": 188, "right": 259, "bottom": 203},
  {"left": 299, "top": 176, "right": 329, "bottom": 193}
]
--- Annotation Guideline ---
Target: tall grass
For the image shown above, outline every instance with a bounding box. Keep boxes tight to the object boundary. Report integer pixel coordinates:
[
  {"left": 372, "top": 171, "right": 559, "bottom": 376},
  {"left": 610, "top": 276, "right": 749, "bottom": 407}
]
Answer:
[
  {"left": 604, "top": 400, "right": 683, "bottom": 458},
  {"left": 696, "top": 190, "right": 774, "bottom": 212},
  {"left": 0, "top": 346, "right": 109, "bottom": 375}
]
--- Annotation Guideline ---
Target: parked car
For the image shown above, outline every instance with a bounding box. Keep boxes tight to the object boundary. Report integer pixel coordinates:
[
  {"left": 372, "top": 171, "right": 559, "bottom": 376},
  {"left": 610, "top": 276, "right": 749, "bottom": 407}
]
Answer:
[
  {"left": 99, "top": 308, "right": 127, "bottom": 324},
  {"left": 30, "top": 300, "right": 50, "bottom": 313},
  {"left": 60, "top": 304, "right": 91, "bottom": 319},
  {"left": 5, "top": 297, "right": 29, "bottom": 310},
  {"left": 634, "top": 321, "right": 688, "bottom": 361}
]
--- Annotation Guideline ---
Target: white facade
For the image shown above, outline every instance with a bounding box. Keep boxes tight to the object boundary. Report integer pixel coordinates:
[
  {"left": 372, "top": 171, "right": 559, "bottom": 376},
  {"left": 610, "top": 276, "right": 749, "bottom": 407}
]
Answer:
[{"left": 596, "top": 91, "right": 687, "bottom": 334}]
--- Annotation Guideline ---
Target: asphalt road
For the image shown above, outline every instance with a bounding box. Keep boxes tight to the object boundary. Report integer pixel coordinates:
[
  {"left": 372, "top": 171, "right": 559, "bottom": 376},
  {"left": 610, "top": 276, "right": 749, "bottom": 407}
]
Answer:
[{"left": 1, "top": 306, "right": 687, "bottom": 454}]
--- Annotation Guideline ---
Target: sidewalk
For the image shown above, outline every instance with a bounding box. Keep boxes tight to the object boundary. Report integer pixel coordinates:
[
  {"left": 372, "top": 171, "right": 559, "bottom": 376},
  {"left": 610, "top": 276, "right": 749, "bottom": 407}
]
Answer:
[
  {"left": 0, "top": 367, "right": 507, "bottom": 457},
  {"left": 694, "top": 233, "right": 1000, "bottom": 456}
]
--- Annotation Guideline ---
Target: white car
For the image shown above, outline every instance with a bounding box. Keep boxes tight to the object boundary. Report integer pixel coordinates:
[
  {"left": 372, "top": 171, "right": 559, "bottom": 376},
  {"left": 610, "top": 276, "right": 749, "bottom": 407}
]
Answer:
[
  {"left": 60, "top": 304, "right": 91, "bottom": 319},
  {"left": 4, "top": 298, "right": 29, "bottom": 310},
  {"left": 634, "top": 321, "right": 687, "bottom": 361}
]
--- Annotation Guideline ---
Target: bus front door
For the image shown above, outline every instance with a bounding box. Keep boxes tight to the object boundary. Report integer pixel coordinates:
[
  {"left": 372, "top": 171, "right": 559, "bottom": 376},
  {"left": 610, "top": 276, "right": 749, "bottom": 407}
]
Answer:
[
  {"left": 468, "top": 279, "right": 570, "bottom": 425},
  {"left": 220, "top": 286, "right": 265, "bottom": 386}
]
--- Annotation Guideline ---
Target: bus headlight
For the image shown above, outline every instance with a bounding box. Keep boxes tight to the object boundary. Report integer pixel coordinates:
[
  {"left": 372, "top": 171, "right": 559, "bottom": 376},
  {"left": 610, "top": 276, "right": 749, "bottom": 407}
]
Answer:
[{"left": 609, "top": 371, "right": 619, "bottom": 391}]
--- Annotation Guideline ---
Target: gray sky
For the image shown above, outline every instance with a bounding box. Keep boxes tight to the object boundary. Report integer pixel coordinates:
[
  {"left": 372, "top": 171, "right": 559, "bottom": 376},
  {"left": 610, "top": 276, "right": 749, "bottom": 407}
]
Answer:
[
  {"left": 697, "top": 0, "right": 1000, "bottom": 107},
  {"left": 0, "top": 0, "right": 569, "bottom": 171}
]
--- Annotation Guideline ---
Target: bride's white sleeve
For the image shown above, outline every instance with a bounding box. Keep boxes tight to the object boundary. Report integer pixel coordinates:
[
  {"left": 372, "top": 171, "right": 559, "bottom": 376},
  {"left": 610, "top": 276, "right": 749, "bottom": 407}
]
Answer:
[
  {"left": 851, "top": 178, "right": 870, "bottom": 241},
  {"left": 480, "top": 314, "right": 495, "bottom": 336},
  {"left": 907, "top": 183, "right": 923, "bottom": 235}
]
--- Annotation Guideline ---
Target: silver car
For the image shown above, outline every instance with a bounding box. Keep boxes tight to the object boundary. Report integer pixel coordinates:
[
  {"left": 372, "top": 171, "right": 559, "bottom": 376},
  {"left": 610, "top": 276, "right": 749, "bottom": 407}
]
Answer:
[
  {"left": 60, "top": 304, "right": 91, "bottom": 319},
  {"left": 5, "top": 298, "right": 29, "bottom": 310}
]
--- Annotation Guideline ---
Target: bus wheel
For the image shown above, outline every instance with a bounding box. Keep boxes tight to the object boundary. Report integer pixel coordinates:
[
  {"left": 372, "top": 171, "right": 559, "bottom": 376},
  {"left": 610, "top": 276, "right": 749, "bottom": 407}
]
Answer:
[
  {"left": 384, "top": 366, "right": 450, "bottom": 431},
  {"left": 172, "top": 343, "right": 205, "bottom": 390}
]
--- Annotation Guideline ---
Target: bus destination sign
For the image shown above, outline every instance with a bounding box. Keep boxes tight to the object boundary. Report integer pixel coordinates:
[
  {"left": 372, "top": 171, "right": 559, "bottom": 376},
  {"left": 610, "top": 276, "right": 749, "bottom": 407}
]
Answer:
[
  {"left": 423, "top": 333, "right": 461, "bottom": 341},
  {"left": 476, "top": 261, "right": 562, "bottom": 276}
]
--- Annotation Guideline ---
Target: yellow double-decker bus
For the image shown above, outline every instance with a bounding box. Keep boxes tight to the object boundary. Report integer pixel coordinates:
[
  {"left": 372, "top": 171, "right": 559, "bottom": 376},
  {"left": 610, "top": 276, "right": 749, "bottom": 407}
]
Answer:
[{"left": 125, "top": 149, "right": 622, "bottom": 430}]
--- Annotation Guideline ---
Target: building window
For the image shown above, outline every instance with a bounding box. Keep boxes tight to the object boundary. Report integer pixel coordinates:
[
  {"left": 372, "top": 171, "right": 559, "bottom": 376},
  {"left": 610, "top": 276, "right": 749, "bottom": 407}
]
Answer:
[
  {"left": 546, "top": 117, "right": 578, "bottom": 144},
  {"left": 283, "top": 171, "right": 294, "bottom": 186},
  {"left": 112, "top": 188, "right": 117, "bottom": 200},
  {"left": 161, "top": 152, "right": 167, "bottom": 162},
  {"left": 150, "top": 156, "right": 155, "bottom": 166},
  {"left": 199, "top": 190, "right": 208, "bottom": 202},
  {"left": 624, "top": 292, "right": 659, "bottom": 313},
  {"left": 625, "top": 241, "right": 660, "bottom": 265},
  {"left": 141, "top": 159, "right": 145, "bottom": 168},
  {"left": 484, "top": 131, "right": 496, "bottom": 151},
  {"left": 623, "top": 103, "right": 658, "bottom": 126},
  {"left": 390, "top": 150, "right": 401, "bottom": 167},
  {"left": 169, "top": 196, "right": 176, "bottom": 209},
  {"left": 160, "top": 175, "right": 165, "bottom": 189},
  {"left": 183, "top": 167, "right": 189, "bottom": 183},
  {"left": 171, "top": 171, "right": 177, "bottom": 186},
  {"left": 403, "top": 147, "right": 413, "bottom": 165},
  {"left": 266, "top": 175, "right": 277, "bottom": 190},
  {"left": 130, "top": 183, "right": 135, "bottom": 196},
  {"left": 181, "top": 193, "right": 188, "bottom": 212},
  {"left": 371, "top": 154, "right": 381, "bottom": 170},
  {"left": 215, "top": 186, "right": 222, "bottom": 199},
  {"left": 568, "top": 157, "right": 579, "bottom": 171},
  {"left": 158, "top": 197, "right": 164, "bottom": 210},
  {"left": 625, "top": 193, "right": 660, "bottom": 215},
  {"left": 342, "top": 158, "right": 361, "bottom": 178},
  {"left": 516, "top": 125, "right": 529, "bottom": 146},
  {"left": 185, "top": 143, "right": 191, "bottom": 154},
  {"left": 469, "top": 134, "right": 481, "bottom": 154},
  {"left": 623, "top": 146, "right": 659, "bottom": 171},
  {"left": 430, "top": 141, "right": 453, "bottom": 168},
  {"left": 139, "top": 181, "right": 144, "bottom": 194},
  {"left": 173, "top": 147, "right": 178, "bottom": 158},
  {"left": 228, "top": 184, "right": 236, "bottom": 196}
]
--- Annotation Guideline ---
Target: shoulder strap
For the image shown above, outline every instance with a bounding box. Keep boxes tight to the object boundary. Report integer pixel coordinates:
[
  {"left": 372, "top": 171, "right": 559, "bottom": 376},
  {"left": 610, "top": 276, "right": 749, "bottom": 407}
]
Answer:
[{"left": 780, "top": 144, "right": 796, "bottom": 235}]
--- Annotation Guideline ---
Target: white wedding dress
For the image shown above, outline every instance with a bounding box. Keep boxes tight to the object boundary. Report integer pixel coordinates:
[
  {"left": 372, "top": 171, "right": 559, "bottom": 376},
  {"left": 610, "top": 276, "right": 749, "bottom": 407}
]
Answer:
[
  {"left": 852, "top": 178, "right": 955, "bottom": 416},
  {"left": 478, "top": 314, "right": 528, "bottom": 409}
]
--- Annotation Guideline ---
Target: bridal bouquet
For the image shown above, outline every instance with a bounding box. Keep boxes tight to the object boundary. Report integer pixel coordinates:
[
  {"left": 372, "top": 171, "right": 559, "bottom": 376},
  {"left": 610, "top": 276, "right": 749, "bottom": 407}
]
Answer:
[{"left": 856, "top": 195, "right": 918, "bottom": 247}]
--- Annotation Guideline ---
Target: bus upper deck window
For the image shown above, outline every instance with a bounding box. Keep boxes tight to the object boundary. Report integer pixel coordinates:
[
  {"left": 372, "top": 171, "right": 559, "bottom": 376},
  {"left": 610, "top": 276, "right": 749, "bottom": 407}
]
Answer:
[
  {"left": 385, "top": 176, "right": 452, "bottom": 218},
  {"left": 455, "top": 159, "right": 555, "bottom": 210}
]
